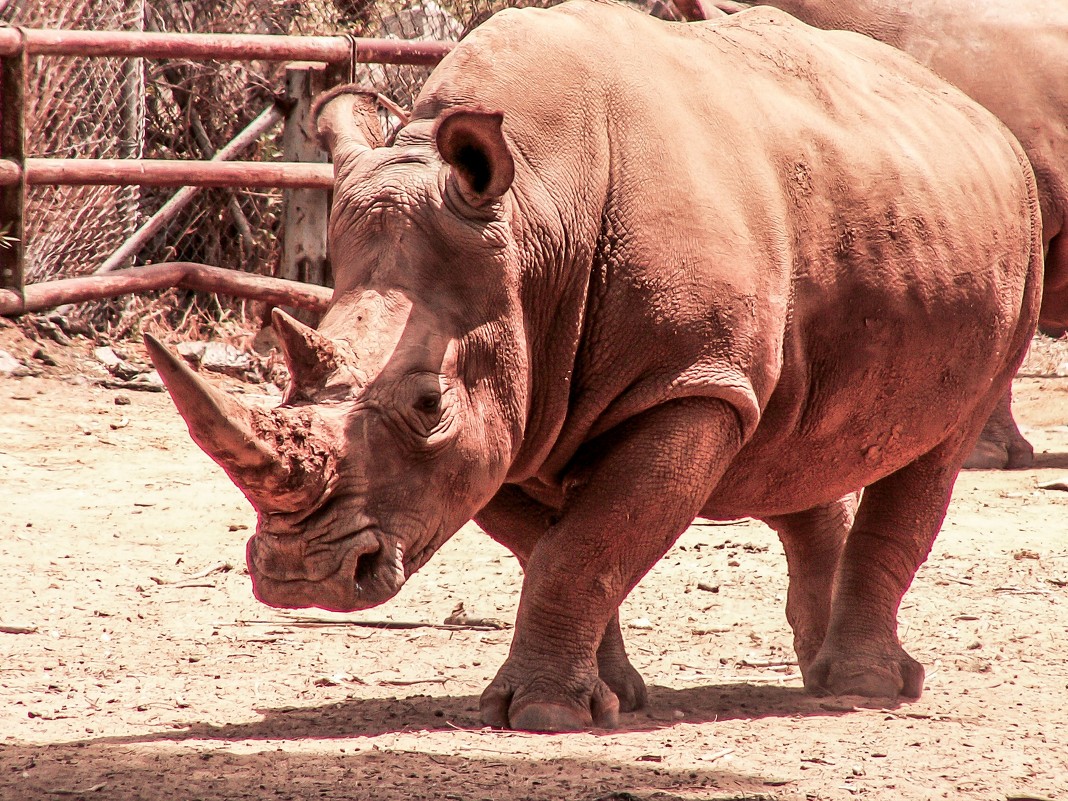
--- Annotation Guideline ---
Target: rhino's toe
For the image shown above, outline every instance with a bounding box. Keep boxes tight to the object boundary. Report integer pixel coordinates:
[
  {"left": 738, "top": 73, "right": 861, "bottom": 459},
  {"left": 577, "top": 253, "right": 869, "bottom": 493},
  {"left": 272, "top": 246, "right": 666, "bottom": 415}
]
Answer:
[
  {"left": 509, "top": 702, "right": 594, "bottom": 732},
  {"left": 803, "top": 646, "right": 924, "bottom": 702},
  {"left": 479, "top": 670, "right": 621, "bottom": 731},
  {"left": 598, "top": 655, "right": 647, "bottom": 713}
]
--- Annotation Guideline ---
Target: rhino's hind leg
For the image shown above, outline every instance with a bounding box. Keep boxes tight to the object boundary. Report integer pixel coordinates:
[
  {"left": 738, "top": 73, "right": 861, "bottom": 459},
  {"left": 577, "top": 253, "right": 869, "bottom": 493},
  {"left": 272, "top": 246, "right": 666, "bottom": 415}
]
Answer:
[
  {"left": 475, "top": 487, "right": 647, "bottom": 712},
  {"left": 480, "top": 398, "right": 743, "bottom": 731},
  {"left": 762, "top": 494, "right": 857, "bottom": 674},
  {"left": 962, "top": 387, "right": 1033, "bottom": 470},
  {"left": 804, "top": 444, "right": 964, "bottom": 701}
]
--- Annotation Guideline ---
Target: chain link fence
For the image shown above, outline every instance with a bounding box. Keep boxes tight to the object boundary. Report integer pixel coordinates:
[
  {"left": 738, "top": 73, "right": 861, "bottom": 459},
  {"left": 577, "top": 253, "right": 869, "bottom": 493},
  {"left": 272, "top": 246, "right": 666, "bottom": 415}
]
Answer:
[{"left": 4, "top": 0, "right": 674, "bottom": 336}]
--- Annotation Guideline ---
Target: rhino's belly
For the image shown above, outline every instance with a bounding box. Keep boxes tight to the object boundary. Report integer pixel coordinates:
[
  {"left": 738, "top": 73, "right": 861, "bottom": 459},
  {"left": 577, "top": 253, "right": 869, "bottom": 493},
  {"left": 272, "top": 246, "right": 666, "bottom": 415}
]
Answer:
[
  {"left": 699, "top": 353, "right": 998, "bottom": 520},
  {"left": 702, "top": 428, "right": 929, "bottom": 521}
]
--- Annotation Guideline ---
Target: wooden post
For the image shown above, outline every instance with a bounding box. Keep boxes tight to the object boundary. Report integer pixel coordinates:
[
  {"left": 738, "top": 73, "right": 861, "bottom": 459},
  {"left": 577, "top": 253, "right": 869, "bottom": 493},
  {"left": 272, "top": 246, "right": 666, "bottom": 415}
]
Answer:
[
  {"left": 115, "top": 0, "right": 146, "bottom": 272},
  {"left": 280, "top": 62, "right": 331, "bottom": 324},
  {"left": 0, "top": 44, "right": 25, "bottom": 291}
]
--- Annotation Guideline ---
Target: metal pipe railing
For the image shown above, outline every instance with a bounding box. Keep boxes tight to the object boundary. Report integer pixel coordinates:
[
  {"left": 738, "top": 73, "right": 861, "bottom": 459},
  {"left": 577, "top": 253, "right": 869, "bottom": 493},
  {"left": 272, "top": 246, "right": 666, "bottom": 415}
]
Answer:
[
  {"left": 0, "top": 26, "right": 453, "bottom": 292},
  {"left": 0, "top": 158, "right": 333, "bottom": 189},
  {"left": 0, "top": 27, "right": 453, "bottom": 66}
]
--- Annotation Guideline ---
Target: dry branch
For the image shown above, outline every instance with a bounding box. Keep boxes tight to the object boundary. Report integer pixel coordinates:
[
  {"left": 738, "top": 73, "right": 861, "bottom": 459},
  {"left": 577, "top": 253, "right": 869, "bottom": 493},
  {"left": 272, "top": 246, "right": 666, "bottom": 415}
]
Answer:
[
  {"left": 95, "top": 103, "right": 286, "bottom": 273},
  {"left": 0, "top": 261, "right": 332, "bottom": 316}
]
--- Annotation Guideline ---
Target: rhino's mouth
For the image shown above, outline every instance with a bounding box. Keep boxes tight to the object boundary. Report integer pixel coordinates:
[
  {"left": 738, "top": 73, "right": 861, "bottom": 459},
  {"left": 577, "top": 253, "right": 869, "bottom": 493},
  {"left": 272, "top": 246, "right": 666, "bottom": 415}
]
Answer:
[{"left": 246, "top": 527, "right": 406, "bottom": 613}]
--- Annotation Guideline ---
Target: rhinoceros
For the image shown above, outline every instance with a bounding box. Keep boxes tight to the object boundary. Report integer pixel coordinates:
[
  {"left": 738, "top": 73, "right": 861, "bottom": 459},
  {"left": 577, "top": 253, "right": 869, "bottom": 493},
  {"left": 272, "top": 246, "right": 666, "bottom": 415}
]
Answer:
[
  {"left": 145, "top": 1, "right": 1041, "bottom": 731},
  {"left": 709, "top": 0, "right": 1068, "bottom": 468}
]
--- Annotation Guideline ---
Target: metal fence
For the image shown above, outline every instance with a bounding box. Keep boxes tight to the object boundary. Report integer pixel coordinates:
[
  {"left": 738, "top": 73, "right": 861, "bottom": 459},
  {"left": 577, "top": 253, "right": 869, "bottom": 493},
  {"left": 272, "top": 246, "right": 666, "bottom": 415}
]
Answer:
[{"left": 3, "top": 0, "right": 674, "bottom": 334}]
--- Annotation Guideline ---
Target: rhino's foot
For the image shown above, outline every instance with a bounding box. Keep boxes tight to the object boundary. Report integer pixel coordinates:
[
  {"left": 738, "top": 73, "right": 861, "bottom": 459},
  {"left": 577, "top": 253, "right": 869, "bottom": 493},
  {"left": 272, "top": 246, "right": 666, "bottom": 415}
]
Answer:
[
  {"left": 965, "top": 389, "right": 1034, "bottom": 470},
  {"left": 598, "top": 652, "right": 647, "bottom": 713},
  {"left": 480, "top": 666, "right": 620, "bottom": 731},
  {"left": 802, "top": 642, "right": 924, "bottom": 702},
  {"left": 791, "top": 634, "right": 825, "bottom": 676},
  {"left": 963, "top": 437, "right": 1033, "bottom": 470}
]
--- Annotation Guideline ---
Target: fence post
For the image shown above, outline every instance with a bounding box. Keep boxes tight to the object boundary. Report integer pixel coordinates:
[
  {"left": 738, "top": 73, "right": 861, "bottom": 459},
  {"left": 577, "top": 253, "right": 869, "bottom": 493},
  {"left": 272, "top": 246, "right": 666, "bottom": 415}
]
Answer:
[
  {"left": 115, "top": 0, "right": 146, "bottom": 271},
  {"left": 0, "top": 40, "right": 24, "bottom": 291},
  {"left": 280, "top": 62, "right": 330, "bottom": 323}
]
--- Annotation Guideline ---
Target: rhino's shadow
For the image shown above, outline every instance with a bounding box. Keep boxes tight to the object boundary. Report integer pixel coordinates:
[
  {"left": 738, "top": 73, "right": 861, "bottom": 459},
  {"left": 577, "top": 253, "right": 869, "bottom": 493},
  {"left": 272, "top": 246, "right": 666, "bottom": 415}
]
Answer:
[
  {"left": 98, "top": 682, "right": 860, "bottom": 745},
  {"left": 1033, "top": 450, "right": 1068, "bottom": 470}
]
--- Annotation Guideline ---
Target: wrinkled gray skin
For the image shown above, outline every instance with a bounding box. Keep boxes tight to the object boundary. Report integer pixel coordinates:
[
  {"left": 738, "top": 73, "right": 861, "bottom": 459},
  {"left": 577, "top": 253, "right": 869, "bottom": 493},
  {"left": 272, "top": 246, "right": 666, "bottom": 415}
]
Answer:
[
  {"left": 711, "top": 0, "right": 1068, "bottom": 468},
  {"left": 147, "top": 1, "right": 1042, "bottom": 732}
]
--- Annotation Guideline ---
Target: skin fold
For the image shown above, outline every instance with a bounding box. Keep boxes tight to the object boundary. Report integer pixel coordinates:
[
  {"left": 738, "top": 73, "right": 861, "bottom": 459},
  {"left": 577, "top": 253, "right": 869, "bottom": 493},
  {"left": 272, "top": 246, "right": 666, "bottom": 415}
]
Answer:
[{"left": 148, "top": 1, "right": 1042, "bottom": 731}]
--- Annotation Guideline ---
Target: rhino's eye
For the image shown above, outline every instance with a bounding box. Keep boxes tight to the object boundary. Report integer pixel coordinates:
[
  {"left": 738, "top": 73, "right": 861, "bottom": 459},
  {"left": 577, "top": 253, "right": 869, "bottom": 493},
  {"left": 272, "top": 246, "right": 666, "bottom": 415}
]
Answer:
[{"left": 413, "top": 390, "right": 442, "bottom": 415}]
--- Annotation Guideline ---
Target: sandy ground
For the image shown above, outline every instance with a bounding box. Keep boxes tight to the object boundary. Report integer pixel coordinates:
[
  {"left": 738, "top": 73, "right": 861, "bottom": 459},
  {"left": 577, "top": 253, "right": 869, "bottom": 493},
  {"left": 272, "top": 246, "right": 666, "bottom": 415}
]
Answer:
[{"left": 0, "top": 324, "right": 1066, "bottom": 801}]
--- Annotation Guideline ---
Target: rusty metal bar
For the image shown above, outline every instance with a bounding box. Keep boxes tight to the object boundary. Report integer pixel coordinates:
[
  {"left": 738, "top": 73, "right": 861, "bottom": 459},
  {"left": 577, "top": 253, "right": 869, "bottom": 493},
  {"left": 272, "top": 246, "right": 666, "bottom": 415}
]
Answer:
[
  {"left": 0, "top": 27, "right": 453, "bottom": 66},
  {"left": 0, "top": 158, "right": 333, "bottom": 189},
  {"left": 0, "top": 262, "right": 333, "bottom": 317},
  {"left": 0, "top": 159, "right": 18, "bottom": 185}
]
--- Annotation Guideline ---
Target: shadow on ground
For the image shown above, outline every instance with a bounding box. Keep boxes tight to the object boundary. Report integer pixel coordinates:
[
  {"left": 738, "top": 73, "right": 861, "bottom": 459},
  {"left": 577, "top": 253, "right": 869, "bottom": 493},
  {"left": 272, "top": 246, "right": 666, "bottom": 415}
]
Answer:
[
  {"left": 69, "top": 682, "right": 854, "bottom": 745},
  {"left": 0, "top": 684, "right": 857, "bottom": 800},
  {"left": 0, "top": 743, "right": 785, "bottom": 801}
]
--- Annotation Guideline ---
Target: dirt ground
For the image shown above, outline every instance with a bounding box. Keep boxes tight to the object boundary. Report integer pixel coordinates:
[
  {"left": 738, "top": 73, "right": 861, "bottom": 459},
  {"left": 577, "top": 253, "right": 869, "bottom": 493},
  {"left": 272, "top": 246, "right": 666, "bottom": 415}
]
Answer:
[{"left": 1, "top": 322, "right": 1066, "bottom": 801}]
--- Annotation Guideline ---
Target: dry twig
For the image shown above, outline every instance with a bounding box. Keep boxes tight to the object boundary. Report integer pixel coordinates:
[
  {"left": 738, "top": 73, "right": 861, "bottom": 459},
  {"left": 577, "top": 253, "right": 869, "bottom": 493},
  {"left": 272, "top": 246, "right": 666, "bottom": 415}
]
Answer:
[
  {"left": 0, "top": 624, "right": 38, "bottom": 635},
  {"left": 46, "top": 783, "right": 107, "bottom": 796}
]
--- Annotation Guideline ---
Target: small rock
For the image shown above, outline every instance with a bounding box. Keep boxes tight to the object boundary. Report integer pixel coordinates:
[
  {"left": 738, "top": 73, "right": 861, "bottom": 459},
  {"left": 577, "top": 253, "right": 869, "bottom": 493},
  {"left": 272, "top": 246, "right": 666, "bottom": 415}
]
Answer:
[
  {"left": 119, "top": 371, "right": 165, "bottom": 392},
  {"left": 114, "top": 395, "right": 131, "bottom": 406},
  {"left": 851, "top": 765, "right": 865, "bottom": 777},
  {"left": 0, "top": 349, "right": 30, "bottom": 377},
  {"left": 627, "top": 617, "right": 654, "bottom": 630},
  {"left": 94, "top": 346, "right": 123, "bottom": 368},
  {"left": 95, "top": 346, "right": 141, "bottom": 380},
  {"left": 179, "top": 341, "right": 260, "bottom": 381},
  {"left": 32, "top": 347, "right": 57, "bottom": 366}
]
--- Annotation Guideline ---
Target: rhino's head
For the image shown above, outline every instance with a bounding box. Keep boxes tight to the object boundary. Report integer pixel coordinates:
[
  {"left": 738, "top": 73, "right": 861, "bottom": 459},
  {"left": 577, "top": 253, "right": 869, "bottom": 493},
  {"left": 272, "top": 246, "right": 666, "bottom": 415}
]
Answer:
[{"left": 147, "top": 88, "right": 527, "bottom": 612}]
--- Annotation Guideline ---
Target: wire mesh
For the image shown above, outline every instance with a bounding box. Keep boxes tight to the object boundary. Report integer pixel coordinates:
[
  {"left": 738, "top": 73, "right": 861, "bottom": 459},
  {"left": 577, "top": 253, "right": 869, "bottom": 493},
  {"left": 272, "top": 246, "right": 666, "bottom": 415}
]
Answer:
[{"left": 7, "top": 0, "right": 674, "bottom": 335}]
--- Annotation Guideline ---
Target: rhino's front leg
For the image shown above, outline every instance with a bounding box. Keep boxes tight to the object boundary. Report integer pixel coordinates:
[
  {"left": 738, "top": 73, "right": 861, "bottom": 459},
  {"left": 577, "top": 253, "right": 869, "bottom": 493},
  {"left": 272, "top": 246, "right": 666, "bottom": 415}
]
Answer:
[
  {"left": 480, "top": 398, "right": 743, "bottom": 731},
  {"left": 476, "top": 486, "right": 647, "bottom": 712}
]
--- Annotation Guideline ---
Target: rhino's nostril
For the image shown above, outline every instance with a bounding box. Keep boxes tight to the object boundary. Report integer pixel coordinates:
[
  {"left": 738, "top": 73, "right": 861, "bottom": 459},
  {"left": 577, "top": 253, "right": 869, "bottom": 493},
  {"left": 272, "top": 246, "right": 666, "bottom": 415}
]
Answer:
[
  {"left": 349, "top": 529, "right": 383, "bottom": 589},
  {"left": 354, "top": 548, "right": 379, "bottom": 588}
]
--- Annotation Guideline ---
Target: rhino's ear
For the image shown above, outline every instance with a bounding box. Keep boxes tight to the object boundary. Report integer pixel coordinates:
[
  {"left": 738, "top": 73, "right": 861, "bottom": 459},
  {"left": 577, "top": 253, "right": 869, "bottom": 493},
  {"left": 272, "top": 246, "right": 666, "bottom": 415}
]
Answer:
[
  {"left": 435, "top": 108, "right": 514, "bottom": 208},
  {"left": 313, "top": 85, "right": 384, "bottom": 169}
]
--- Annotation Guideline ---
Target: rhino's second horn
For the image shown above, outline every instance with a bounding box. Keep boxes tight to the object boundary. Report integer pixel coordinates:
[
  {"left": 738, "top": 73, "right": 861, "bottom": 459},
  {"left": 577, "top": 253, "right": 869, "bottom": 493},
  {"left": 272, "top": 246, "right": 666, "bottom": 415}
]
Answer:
[{"left": 271, "top": 308, "right": 339, "bottom": 390}]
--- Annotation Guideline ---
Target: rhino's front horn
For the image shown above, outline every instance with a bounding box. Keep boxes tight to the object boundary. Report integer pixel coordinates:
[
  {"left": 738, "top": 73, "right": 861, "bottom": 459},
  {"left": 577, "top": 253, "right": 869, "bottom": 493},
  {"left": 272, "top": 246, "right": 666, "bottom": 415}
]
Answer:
[
  {"left": 144, "top": 333, "right": 305, "bottom": 513},
  {"left": 272, "top": 308, "right": 338, "bottom": 391}
]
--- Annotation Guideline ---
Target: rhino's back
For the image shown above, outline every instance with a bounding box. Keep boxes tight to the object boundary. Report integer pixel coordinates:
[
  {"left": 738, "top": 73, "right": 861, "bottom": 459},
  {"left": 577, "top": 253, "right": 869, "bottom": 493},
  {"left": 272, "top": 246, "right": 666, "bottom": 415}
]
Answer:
[
  {"left": 419, "top": 2, "right": 1041, "bottom": 513},
  {"left": 754, "top": 0, "right": 1068, "bottom": 242}
]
